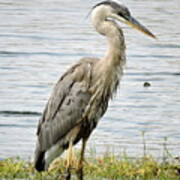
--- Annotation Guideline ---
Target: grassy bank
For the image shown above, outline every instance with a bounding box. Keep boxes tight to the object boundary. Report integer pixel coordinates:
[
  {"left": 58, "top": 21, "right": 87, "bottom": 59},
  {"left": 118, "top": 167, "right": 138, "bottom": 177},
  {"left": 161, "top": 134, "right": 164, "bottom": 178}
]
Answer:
[{"left": 0, "top": 151, "right": 179, "bottom": 180}]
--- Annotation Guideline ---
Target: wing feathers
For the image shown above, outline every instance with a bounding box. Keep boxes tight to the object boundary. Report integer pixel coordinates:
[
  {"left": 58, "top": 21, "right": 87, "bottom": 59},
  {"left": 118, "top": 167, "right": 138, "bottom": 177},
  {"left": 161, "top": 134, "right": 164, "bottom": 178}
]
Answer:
[{"left": 36, "top": 59, "right": 96, "bottom": 151}]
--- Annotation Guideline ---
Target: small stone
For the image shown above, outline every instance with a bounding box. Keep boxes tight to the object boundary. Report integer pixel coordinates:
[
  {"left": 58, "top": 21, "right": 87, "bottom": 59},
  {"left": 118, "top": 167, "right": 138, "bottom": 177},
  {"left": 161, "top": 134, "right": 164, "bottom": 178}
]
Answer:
[{"left": 143, "top": 82, "right": 151, "bottom": 87}]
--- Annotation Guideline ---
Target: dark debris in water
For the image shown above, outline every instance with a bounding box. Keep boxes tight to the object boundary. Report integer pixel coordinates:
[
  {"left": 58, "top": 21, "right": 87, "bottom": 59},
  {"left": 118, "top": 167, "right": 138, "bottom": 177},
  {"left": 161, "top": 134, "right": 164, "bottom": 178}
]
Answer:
[{"left": 143, "top": 82, "right": 151, "bottom": 87}]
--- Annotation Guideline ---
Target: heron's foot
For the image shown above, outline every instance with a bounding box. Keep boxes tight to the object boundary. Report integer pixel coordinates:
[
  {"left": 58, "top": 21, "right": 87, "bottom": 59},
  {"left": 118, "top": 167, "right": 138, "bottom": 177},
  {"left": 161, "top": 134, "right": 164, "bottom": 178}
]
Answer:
[
  {"left": 63, "top": 167, "right": 71, "bottom": 180},
  {"left": 76, "top": 165, "right": 84, "bottom": 180}
]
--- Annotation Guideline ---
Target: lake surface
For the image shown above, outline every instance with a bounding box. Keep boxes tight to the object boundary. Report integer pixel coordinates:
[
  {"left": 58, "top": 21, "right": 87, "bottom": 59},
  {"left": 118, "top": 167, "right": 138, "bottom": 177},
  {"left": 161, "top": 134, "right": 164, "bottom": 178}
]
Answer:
[{"left": 0, "top": 0, "right": 180, "bottom": 159}]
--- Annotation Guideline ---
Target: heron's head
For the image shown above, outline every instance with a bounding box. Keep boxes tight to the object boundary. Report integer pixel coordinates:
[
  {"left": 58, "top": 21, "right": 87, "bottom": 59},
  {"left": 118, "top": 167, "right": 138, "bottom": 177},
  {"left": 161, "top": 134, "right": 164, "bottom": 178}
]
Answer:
[{"left": 91, "top": 0, "right": 156, "bottom": 39}]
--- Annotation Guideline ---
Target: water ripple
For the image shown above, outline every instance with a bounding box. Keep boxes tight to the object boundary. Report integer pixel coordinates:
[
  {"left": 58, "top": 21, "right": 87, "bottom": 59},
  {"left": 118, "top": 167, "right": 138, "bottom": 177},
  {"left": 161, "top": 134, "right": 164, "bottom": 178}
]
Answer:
[
  {"left": 0, "top": 0, "right": 179, "bottom": 159},
  {"left": 0, "top": 111, "right": 41, "bottom": 116},
  {"left": 0, "top": 51, "right": 86, "bottom": 57}
]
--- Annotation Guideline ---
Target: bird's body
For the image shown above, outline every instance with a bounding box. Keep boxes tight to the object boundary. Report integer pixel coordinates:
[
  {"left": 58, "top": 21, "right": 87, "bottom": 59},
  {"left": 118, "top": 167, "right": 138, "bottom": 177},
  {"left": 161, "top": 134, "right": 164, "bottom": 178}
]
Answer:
[
  {"left": 35, "top": 44, "right": 125, "bottom": 170},
  {"left": 34, "top": 0, "right": 155, "bottom": 177}
]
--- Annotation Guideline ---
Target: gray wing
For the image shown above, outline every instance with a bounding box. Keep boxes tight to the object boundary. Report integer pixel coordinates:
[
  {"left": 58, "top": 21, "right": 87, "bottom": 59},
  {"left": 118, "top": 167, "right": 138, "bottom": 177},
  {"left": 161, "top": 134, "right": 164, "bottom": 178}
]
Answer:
[{"left": 37, "top": 59, "right": 96, "bottom": 151}]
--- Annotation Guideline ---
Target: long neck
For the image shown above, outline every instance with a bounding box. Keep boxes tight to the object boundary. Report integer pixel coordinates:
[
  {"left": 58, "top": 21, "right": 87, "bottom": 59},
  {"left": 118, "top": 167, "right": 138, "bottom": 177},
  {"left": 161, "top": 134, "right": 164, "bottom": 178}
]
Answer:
[
  {"left": 93, "top": 18, "right": 126, "bottom": 75},
  {"left": 91, "top": 7, "right": 126, "bottom": 64},
  {"left": 91, "top": 19, "right": 126, "bottom": 98},
  {"left": 104, "top": 24, "right": 126, "bottom": 67}
]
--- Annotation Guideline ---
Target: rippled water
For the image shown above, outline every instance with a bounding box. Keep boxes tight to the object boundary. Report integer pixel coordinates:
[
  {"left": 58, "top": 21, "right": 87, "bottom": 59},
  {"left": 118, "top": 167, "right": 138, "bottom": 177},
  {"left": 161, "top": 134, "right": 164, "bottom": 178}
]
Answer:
[{"left": 0, "top": 0, "right": 180, "bottom": 159}]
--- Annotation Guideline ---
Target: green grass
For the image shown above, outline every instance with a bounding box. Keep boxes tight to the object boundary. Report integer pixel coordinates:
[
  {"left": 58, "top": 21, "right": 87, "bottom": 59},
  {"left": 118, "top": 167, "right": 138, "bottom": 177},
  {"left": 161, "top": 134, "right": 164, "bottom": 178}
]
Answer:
[{"left": 0, "top": 152, "right": 179, "bottom": 180}]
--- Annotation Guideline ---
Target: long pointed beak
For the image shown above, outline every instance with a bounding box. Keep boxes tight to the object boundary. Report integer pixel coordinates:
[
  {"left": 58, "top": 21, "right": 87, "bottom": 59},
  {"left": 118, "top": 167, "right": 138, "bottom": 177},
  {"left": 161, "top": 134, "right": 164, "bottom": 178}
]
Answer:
[
  {"left": 124, "top": 16, "right": 156, "bottom": 39},
  {"left": 111, "top": 14, "right": 156, "bottom": 39}
]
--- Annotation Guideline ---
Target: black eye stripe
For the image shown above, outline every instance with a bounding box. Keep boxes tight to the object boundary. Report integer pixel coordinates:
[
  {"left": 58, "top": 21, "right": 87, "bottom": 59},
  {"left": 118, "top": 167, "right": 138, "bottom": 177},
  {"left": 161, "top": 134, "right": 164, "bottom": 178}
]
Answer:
[
  {"left": 93, "top": 0, "right": 123, "bottom": 10},
  {"left": 93, "top": 1, "right": 111, "bottom": 9},
  {"left": 93, "top": 0, "right": 131, "bottom": 18},
  {"left": 118, "top": 12, "right": 129, "bottom": 20},
  {"left": 118, "top": 12, "right": 123, "bottom": 16}
]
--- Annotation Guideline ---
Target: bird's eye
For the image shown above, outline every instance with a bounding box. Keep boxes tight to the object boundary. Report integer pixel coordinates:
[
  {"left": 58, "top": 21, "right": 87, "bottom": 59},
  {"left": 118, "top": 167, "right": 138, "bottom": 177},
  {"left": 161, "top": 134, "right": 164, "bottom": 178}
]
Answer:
[
  {"left": 118, "top": 12, "right": 123, "bottom": 17},
  {"left": 118, "top": 7, "right": 131, "bottom": 18},
  {"left": 118, "top": 9, "right": 130, "bottom": 20},
  {"left": 118, "top": 12, "right": 129, "bottom": 20}
]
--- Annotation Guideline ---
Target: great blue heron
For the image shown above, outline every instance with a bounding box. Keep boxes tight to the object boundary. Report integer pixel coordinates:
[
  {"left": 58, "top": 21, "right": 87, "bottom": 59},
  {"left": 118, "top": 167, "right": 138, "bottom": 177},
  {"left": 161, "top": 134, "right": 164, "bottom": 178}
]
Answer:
[{"left": 34, "top": 0, "right": 155, "bottom": 179}]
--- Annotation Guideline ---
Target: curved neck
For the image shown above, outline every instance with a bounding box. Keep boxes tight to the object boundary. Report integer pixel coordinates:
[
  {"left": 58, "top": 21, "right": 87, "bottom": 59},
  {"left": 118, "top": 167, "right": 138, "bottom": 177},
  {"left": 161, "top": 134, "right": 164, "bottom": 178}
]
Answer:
[
  {"left": 105, "top": 25, "right": 126, "bottom": 65},
  {"left": 94, "top": 19, "right": 126, "bottom": 66},
  {"left": 91, "top": 17, "right": 126, "bottom": 97}
]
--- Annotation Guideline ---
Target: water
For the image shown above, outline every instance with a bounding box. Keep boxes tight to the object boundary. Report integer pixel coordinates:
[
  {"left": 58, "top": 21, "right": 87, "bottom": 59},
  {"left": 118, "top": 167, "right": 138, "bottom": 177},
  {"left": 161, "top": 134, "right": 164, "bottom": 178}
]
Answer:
[{"left": 0, "top": 0, "right": 180, "bottom": 159}]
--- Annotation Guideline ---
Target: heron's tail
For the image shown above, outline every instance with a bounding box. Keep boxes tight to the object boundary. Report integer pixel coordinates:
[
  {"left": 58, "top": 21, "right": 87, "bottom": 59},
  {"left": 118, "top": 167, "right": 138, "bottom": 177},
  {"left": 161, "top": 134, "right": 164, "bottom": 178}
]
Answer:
[
  {"left": 34, "top": 141, "right": 64, "bottom": 172},
  {"left": 34, "top": 143, "right": 45, "bottom": 172}
]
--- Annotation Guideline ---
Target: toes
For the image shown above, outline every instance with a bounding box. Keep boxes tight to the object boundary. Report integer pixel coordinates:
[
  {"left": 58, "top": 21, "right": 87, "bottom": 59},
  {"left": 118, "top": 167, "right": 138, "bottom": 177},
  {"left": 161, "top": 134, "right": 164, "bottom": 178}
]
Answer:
[
  {"left": 64, "top": 167, "right": 71, "bottom": 180},
  {"left": 76, "top": 167, "right": 83, "bottom": 180}
]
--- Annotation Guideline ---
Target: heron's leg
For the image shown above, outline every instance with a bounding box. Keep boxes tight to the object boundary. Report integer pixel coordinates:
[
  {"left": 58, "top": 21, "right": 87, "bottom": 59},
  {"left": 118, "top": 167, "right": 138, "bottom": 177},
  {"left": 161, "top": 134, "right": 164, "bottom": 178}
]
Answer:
[
  {"left": 76, "top": 138, "right": 87, "bottom": 180},
  {"left": 65, "top": 141, "right": 73, "bottom": 180}
]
